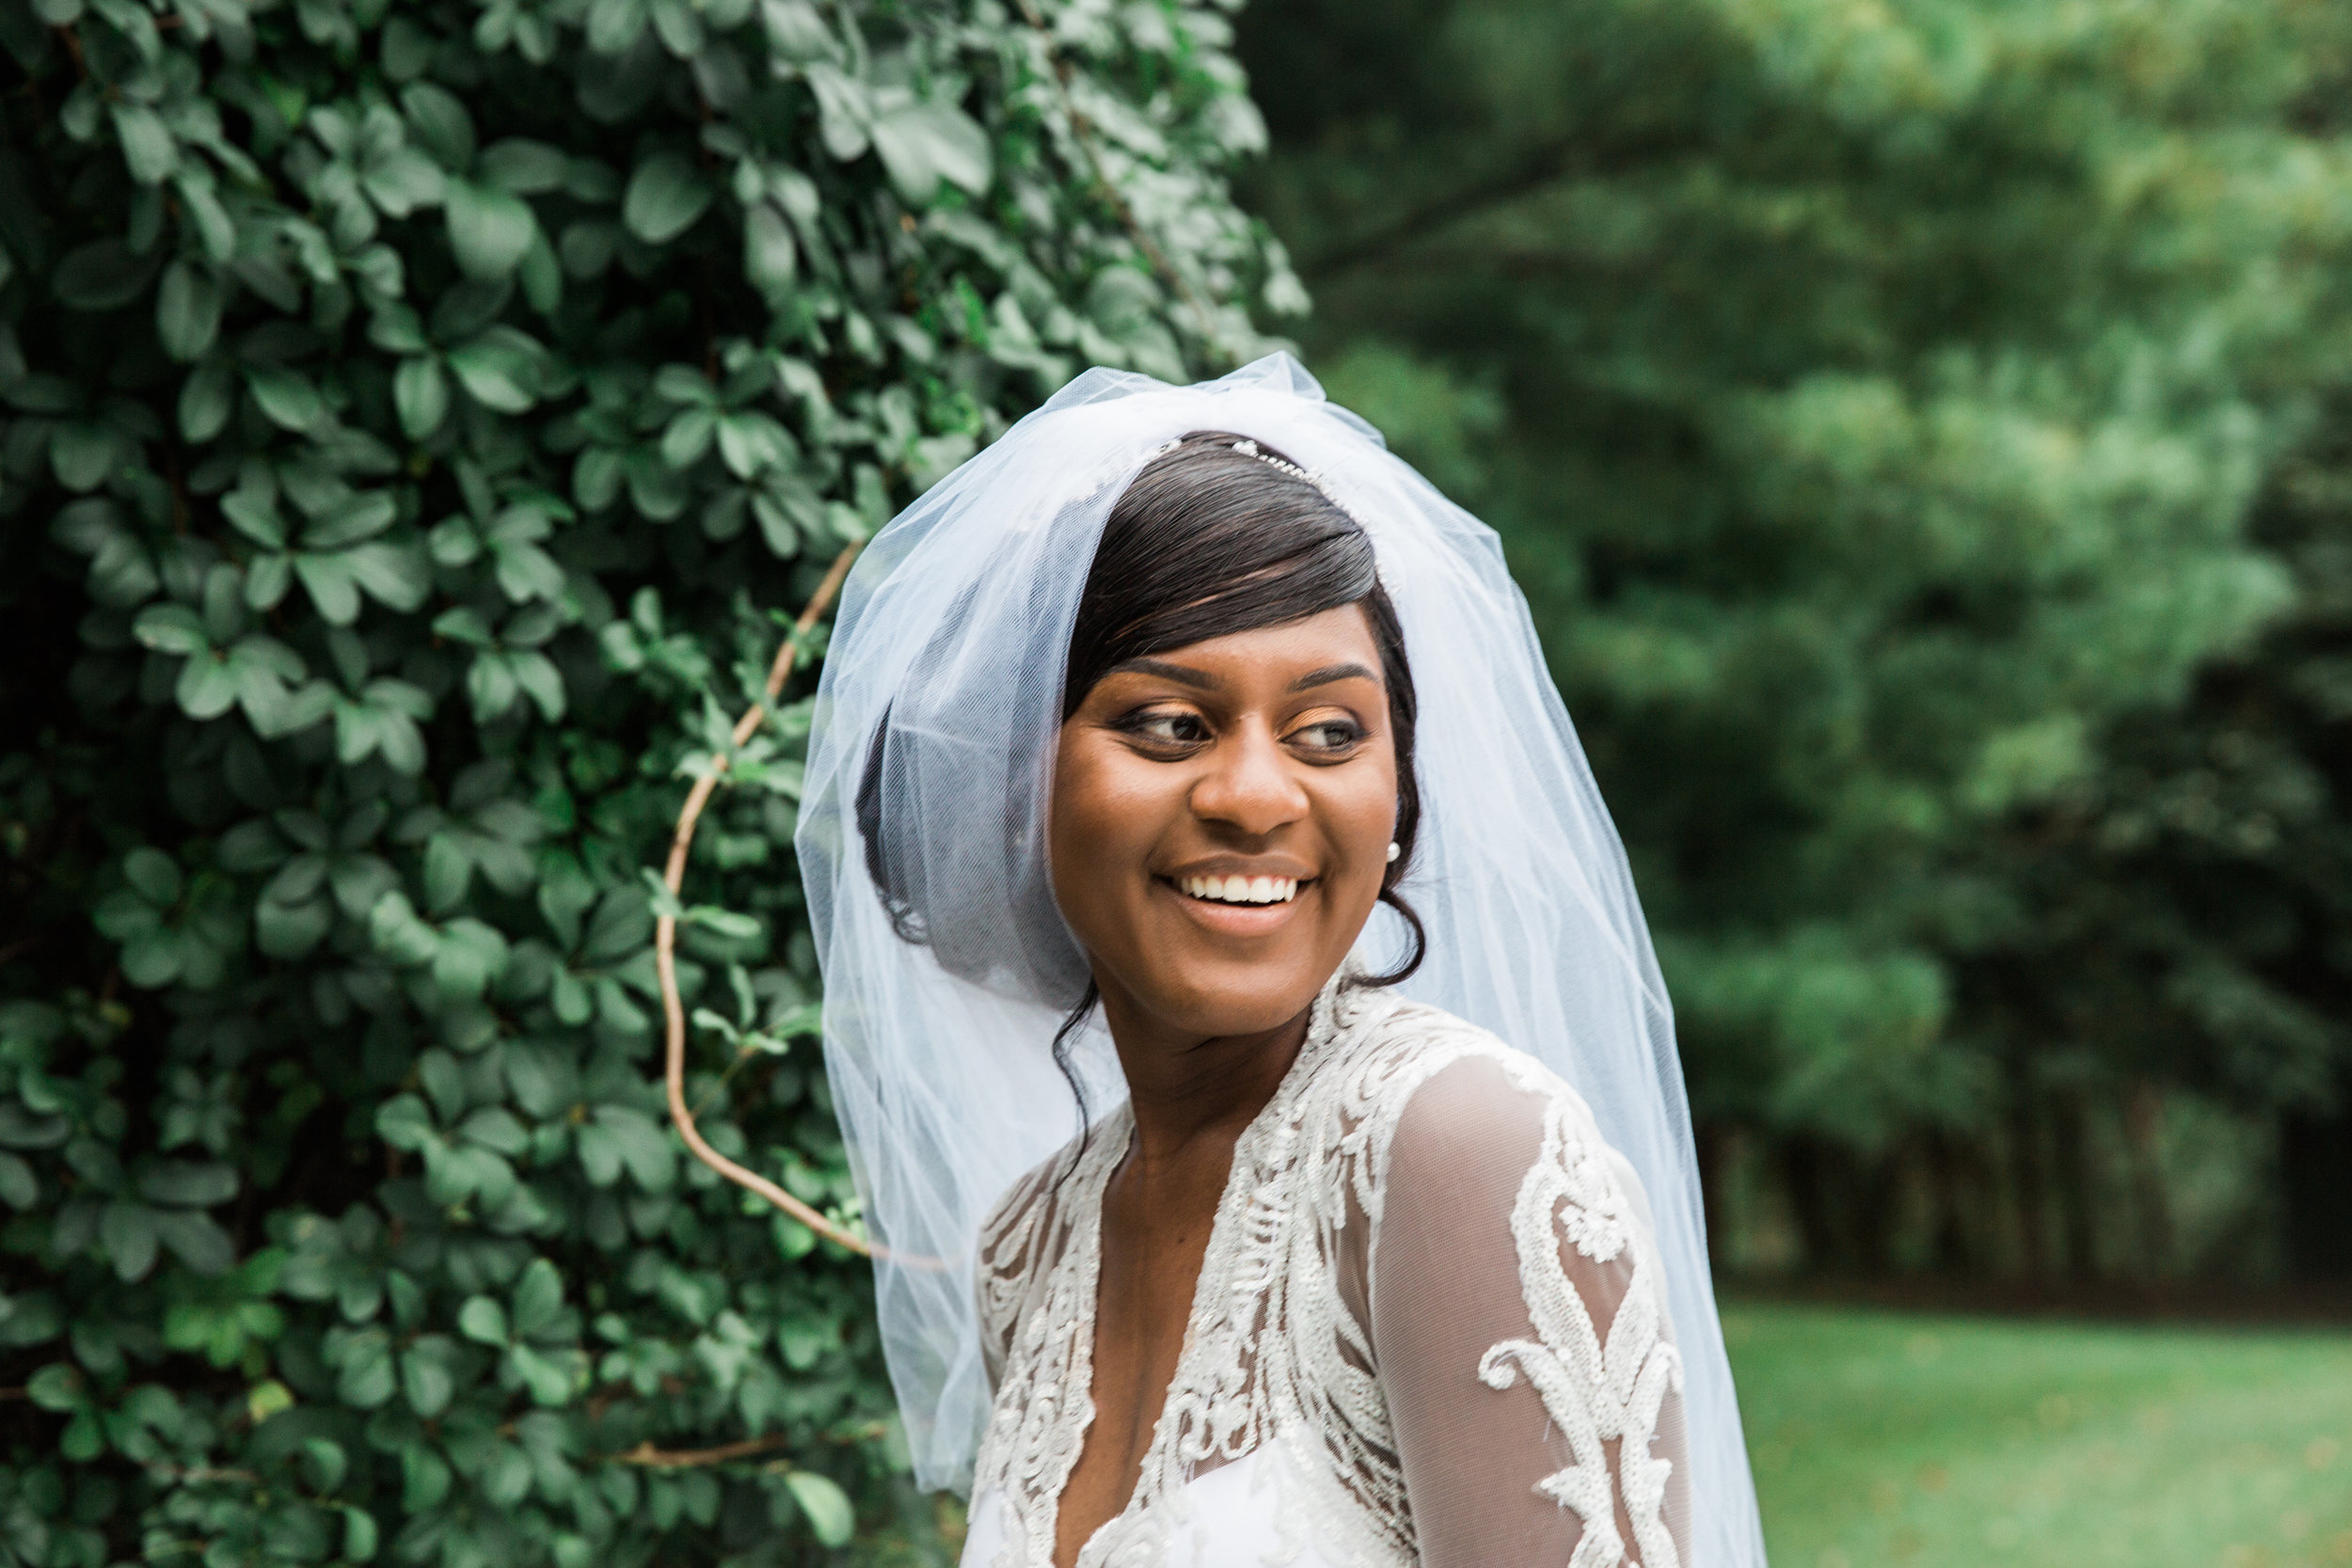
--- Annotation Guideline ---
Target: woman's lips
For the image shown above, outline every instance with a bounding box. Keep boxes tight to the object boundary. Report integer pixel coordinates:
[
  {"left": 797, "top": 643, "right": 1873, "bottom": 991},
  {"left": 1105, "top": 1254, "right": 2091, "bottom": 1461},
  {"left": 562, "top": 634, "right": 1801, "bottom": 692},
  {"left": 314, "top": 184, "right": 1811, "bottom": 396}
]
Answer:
[{"left": 1154, "top": 874, "right": 1313, "bottom": 934}]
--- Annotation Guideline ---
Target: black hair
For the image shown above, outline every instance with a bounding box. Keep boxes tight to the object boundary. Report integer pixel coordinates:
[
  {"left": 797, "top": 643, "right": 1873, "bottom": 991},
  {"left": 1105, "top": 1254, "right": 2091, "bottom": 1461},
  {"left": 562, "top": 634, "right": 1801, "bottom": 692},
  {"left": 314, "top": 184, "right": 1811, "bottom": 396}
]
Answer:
[
  {"left": 1042, "top": 431, "right": 1425, "bottom": 1124},
  {"left": 854, "top": 429, "right": 1426, "bottom": 1145}
]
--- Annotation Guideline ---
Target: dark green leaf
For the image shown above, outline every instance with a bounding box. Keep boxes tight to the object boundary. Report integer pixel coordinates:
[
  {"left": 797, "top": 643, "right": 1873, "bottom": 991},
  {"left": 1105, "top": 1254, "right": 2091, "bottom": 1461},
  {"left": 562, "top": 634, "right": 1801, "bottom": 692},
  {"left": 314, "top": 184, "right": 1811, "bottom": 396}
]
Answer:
[
  {"left": 374, "top": 1092, "right": 437, "bottom": 1149},
  {"left": 334, "top": 1329, "right": 396, "bottom": 1407},
  {"left": 346, "top": 542, "right": 433, "bottom": 611},
  {"left": 98, "top": 1200, "right": 160, "bottom": 1282},
  {"left": 458, "top": 1107, "right": 530, "bottom": 1156},
  {"left": 508, "top": 1341, "right": 579, "bottom": 1406},
  {"left": 510, "top": 1256, "right": 563, "bottom": 1337},
  {"left": 246, "top": 366, "right": 325, "bottom": 432},
  {"left": 871, "top": 101, "right": 992, "bottom": 205},
  {"left": 179, "top": 359, "right": 235, "bottom": 440},
  {"left": 402, "top": 1447, "right": 451, "bottom": 1513},
  {"left": 399, "top": 82, "right": 476, "bottom": 170},
  {"left": 54, "top": 240, "right": 159, "bottom": 310},
  {"left": 446, "top": 180, "right": 537, "bottom": 279},
  {"left": 0, "top": 1291, "right": 62, "bottom": 1347},
  {"left": 0, "top": 1153, "right": 36, "bottom": 1209},
  {"left": 393, "top": 355, "right": 448, "bottom": 437},
  {"left": 137, "top": 1161, "right": 237, "bottom": 1207},
  {"left": 0, "top": 1107, "right": 69, "bottom": 1151},
  {"left": 25, "top": 1363, "right": 81, "bottom": 1413},
  {"left": 49, "top": 422, "right": 122, "bottom": 492},
  {"left": 111, "top": 103, "right": 177, "bottom": 183},
  {"left": 479, "top": 138, "right": 568, "bottom": 195},
  {"left": 784, "top": 1472, "right": 853, "bottom": 1547},
  {"left": 591, "top": 1106, "right": 674, "bottom": 1193},
  {"left": 294, "top": 552, "right": 362, "bottom": 624},
  {"left": 744, "top": 201, "right": 797, "bottom": 297},
  {"left": 256, "top": 892, "right": 334, "bottom": 957},
  {"left": 156, "top": 261, "right": 222, "bottom": 360},
  {"left": 400, "top": 1335, "right": 458, "bottom": 1417},
  {"left": 447, "top": 329, "right": 541, "bottom": 411},
  {"left": 122, "top": 847, "right": 183, "bottom": 904},
  {"left": 152, "top": 1210, "right": 235, "bottom": 1275},
  {"left": 457, "top": 1295, "right": 507, "bottom": 1345},
  {"left": 361, "top": 148, "right": 446, "bottom": 214},
  {"left": 621, "top": 152, "right": 710, "bottom": 244},
  {"left": 342, "top": 1508, "right": 379, "bottom": 1564}
]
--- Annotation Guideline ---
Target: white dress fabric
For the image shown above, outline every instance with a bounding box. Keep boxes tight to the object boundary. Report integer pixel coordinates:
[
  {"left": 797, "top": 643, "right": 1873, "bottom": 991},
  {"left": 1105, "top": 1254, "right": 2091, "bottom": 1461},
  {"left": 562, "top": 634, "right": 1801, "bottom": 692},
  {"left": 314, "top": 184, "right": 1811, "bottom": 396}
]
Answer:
[{"left": 960, "top": 973, "right": 1691, "bottom": 1568}]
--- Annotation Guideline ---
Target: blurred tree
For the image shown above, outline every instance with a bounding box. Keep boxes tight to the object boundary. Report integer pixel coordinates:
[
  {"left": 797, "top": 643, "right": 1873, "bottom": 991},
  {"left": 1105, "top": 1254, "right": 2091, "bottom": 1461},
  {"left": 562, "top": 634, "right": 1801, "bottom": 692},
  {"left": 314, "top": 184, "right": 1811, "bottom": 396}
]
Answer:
[
  {"left": 1958, "top": 404, "right": 2352, "bottom": 1282},
  {"left": 1237, "top": 0, "right": 2352, "bottom": 1276}
]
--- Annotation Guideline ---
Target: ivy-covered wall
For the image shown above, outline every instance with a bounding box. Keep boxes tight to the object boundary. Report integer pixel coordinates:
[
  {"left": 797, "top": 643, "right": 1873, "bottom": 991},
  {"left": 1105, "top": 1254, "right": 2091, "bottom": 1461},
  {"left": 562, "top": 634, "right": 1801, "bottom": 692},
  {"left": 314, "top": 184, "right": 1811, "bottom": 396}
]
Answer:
[{"left": 0, "top": 0, "right": 1282, "bottom": 1560}]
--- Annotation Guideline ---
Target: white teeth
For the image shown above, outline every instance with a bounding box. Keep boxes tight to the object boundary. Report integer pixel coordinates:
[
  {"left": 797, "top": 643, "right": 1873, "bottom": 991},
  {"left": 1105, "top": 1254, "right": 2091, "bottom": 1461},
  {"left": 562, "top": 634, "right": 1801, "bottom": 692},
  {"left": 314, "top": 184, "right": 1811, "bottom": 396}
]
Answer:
[{"left": 1180, "top": 875, "right": 1299, "bottom": 905}]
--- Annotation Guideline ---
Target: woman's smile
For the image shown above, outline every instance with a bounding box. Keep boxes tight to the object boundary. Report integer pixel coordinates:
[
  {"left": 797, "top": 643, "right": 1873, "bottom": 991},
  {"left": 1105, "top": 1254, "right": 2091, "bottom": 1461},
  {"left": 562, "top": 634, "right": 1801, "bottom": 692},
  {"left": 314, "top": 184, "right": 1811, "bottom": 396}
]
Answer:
[
  {"left": 1172, "top": 872, "right": 1303, "bottom": 906},
  {"left": 1050, "top": 605, "right": 1398, "bottom": 1043},
  {"left": 1154, "top": 866, "right": 1316, "bottom": 937}
]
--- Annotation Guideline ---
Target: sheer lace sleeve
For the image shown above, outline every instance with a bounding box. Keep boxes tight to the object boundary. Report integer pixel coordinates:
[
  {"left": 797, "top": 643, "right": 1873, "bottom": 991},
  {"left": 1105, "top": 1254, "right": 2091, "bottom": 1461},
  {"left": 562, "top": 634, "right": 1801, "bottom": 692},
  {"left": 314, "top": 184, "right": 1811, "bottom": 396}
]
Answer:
[
  {"left": 974, "top": 1153, "right": 1069, "bottom": 1389},
  {"left": 1370, "top": 1054, "right": 1691, "bottom": 1568}
]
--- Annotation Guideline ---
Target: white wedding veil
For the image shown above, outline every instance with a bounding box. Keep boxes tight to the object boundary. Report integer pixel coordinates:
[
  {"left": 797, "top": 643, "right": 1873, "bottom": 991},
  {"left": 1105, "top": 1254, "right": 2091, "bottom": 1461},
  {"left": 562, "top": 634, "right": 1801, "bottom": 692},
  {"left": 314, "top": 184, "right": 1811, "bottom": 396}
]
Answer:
[{"left": 796, "top": 354, "right": 1767, "bottom": 1562}]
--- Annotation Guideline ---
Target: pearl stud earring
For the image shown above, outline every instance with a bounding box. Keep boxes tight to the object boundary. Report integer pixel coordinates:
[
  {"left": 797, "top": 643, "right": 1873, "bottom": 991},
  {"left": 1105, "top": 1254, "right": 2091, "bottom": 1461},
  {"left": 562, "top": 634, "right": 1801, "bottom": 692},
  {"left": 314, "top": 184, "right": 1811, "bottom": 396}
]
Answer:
[{"left": 1386, "top": 842, "right": 1401, "bottom": 863}]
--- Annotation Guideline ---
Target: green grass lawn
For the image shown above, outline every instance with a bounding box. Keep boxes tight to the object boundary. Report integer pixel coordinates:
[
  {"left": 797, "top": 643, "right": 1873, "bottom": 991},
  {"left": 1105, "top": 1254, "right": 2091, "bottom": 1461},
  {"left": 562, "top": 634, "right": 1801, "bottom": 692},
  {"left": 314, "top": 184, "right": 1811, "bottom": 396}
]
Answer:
[{"left": 1724, "top": 1303, "right": 2352, "bottom": 1568}]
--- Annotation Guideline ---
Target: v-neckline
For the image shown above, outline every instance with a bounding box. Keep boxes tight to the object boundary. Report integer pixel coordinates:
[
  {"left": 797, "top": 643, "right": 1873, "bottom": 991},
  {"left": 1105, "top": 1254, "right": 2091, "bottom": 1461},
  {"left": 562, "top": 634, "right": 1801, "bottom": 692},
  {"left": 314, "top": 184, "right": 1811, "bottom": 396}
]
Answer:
[{"left": 1047, "top": 978, "right": 1351, "bottom": 1568}]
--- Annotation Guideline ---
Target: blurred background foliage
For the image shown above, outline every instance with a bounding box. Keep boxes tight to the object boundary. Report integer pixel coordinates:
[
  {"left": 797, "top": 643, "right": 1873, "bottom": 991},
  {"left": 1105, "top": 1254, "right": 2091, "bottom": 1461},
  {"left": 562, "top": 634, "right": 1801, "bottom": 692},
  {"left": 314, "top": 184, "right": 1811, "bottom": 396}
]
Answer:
[
  {"left": 10, "top": 0, "right": 2352, "bottom": 1563},
  {"left": 1238, "top": 0, "right": 2352, "bottom": 1290},
  {"left": 0, "top": 0, "right": 1281, "bottom": 1561}
]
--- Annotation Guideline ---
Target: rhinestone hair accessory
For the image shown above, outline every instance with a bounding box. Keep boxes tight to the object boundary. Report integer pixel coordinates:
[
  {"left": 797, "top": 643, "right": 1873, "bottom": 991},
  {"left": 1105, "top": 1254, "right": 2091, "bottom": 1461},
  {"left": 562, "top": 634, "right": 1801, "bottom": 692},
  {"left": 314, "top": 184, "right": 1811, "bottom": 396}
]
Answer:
[
  {"left": 1137, "top": 433, "right": 1350, "bottom": 514},
  {"left": 1227, "top": 436, "right": 1350, "bottom": 511}
]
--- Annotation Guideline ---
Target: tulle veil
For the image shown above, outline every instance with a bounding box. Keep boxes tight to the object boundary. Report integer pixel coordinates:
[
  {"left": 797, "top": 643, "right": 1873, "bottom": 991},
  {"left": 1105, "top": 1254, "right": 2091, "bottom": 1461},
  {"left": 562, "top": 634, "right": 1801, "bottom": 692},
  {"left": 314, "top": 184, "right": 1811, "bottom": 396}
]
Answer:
[{"left": 795, "top": 353, "right": 1767, "bottom": 1564}]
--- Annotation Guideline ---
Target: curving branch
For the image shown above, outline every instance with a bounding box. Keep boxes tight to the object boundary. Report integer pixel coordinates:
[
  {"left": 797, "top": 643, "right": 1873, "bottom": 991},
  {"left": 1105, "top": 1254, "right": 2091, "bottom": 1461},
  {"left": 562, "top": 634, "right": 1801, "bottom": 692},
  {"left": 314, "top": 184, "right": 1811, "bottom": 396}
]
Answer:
[
  {"left": 657, "top": 542, "right": 874, "bottom": 1257},
  {"left": 609, "top": 1433, "right": 793, "bottom": 1468},
  {"left": 606, "top": 1418, "right": 891, "bottom": 1467}
]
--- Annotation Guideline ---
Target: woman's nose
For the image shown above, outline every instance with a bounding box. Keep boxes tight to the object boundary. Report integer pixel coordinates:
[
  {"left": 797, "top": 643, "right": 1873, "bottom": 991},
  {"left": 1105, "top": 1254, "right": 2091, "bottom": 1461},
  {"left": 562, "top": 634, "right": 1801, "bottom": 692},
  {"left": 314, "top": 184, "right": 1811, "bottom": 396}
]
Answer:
[{"left": 1189, "top": 724, "right": 1309, "bottom": 837}]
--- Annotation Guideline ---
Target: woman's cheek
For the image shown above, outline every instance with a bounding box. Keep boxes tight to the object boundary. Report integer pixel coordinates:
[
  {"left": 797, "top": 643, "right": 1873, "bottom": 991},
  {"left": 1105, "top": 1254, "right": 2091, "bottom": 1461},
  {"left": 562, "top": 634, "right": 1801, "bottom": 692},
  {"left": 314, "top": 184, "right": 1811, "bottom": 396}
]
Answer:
[
  {"left": 1330, "top": 772, "right": 1397, "bottom": 897},
  {"left": 1052, "top": 744, "right": 1163, "bottom": 943}
]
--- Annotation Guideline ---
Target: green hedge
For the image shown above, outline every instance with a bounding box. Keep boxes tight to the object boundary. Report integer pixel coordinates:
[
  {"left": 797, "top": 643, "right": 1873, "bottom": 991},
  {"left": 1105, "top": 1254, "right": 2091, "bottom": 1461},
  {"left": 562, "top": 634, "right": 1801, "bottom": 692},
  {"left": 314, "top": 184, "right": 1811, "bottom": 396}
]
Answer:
[{"left": 0, "top": 0, "right": 1283, "bottom": 1560}]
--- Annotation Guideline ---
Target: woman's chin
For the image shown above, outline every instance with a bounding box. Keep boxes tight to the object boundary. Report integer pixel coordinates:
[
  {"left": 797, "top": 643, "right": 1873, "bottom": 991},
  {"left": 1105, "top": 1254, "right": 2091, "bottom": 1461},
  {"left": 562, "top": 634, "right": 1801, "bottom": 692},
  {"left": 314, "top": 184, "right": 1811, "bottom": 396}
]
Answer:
[
  {"left": 1088, "top": 878, "right": 1375, "bottom": 1043},
  {"left": 1125, "top": 939, "right": 1347, "bottom": 1043}
]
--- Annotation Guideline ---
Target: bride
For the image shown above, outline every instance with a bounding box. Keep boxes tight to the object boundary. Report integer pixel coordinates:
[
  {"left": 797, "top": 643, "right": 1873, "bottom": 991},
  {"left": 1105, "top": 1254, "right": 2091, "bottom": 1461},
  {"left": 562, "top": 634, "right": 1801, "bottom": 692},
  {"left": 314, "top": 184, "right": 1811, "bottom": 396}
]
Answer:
[{"left": 797, "top": 356, "right": 1767, "bottom": 1568}]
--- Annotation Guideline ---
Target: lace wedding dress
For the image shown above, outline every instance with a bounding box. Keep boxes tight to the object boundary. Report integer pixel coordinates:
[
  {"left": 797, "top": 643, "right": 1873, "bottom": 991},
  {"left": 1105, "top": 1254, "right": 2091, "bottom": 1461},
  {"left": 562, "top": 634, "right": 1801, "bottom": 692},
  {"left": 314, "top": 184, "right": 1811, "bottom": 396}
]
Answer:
[{"left": 960, "top": 972, "right": 1692, "bottom": 1568}]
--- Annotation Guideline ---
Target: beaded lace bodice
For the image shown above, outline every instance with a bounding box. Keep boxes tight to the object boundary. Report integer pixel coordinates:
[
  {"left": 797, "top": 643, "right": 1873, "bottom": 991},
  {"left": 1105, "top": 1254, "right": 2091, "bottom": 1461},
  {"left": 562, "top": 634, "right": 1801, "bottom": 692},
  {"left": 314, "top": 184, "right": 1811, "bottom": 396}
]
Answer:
[{"left": 963, "top": 978, "right": 1691, "bottom": 1568}]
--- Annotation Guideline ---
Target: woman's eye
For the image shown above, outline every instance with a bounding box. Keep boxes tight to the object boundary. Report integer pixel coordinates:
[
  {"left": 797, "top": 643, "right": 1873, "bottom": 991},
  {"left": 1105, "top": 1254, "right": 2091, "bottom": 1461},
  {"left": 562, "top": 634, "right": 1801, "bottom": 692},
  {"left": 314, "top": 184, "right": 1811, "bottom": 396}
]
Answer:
[
  {"left": 1290, "top": 720, "right": 1365, "bottom": 753},
  {"left": 1125, "top": 711, "right": 1209, "bottom": 745}
]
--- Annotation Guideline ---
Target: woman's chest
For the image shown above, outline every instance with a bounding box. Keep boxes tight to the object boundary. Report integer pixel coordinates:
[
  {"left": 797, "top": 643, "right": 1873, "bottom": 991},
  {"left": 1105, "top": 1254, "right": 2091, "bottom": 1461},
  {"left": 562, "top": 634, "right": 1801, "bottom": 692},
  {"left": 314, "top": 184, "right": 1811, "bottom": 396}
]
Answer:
[
  {"left": 962, "top": 1449, "right": 1383, "bottom": 1568},
  {"left": 970, "top": 1101, "right": 1413, "bottom": 1568},
  {"left": 1054, "top": 1169, "right": 1228, "bottom": 1558}
]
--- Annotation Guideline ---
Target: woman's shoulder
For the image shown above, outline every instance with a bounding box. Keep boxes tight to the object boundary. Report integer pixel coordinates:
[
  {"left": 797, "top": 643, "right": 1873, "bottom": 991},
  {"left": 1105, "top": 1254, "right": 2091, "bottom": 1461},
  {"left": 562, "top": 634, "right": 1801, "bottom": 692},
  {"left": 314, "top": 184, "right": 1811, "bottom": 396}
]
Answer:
[
  {"left": 1326, "top": 984, "right": 1593, "bottom": 1133},
  {"left": 976, "top": 1101, "right": 1126, "bottom": 1256},
  {"left": 1323, "top": 986, "right": 1645, "bottom": 1233},
  {"left": 973, "top": 1106, "right": 1130, "bottom": 1371}
]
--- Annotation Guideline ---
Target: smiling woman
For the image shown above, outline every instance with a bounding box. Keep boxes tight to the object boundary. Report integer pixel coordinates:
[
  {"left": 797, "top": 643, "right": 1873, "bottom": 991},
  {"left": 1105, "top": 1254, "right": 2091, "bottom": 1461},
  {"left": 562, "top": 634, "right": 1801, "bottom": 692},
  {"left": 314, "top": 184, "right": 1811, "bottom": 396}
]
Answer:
[
  {"left": 796, "top": 357, "right": 1768, "bottom": 1568},
  {"left": 1051, "top": 433, "right": 1416, "bottom": 1036}
]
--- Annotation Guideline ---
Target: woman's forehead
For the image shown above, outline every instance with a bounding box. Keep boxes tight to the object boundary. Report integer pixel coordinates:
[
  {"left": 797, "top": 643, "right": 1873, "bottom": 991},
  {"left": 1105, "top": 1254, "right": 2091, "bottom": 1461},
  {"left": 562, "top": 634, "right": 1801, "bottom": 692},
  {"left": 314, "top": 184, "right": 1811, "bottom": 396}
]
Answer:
[
  {"left": 1101, "top": 607, "right": 1385, "bottom": 687},
  {"left": 1129, "top": 606, "right": 1383, "bottom": 667}
]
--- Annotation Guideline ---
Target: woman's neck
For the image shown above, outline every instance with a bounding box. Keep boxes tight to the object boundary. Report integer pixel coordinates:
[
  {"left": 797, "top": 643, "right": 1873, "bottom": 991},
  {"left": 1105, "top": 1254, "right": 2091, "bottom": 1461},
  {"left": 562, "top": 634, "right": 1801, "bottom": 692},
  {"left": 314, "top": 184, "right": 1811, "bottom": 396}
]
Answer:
[{"left": 1096, "top": 987, "right": 1313, "bottom": 1169}]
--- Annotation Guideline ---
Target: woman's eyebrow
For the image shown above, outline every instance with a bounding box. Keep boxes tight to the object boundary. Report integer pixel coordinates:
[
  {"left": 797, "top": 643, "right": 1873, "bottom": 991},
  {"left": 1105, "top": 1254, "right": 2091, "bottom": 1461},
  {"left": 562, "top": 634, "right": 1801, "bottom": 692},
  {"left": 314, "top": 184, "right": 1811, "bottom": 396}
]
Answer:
[
  {"left": 1289, "top": 661, "right": 1379, "bottom": 692},
  {"left": 1110, "top": 657, "right": 1218, "bottom": 690}
]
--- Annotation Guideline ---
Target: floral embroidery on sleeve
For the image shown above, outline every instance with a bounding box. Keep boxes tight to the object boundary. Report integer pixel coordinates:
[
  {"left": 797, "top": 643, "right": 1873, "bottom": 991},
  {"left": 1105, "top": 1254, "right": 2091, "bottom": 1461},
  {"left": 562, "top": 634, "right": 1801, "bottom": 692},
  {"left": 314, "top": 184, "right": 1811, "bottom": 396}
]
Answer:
[{"left": 1477, "top": 1095, "right": 1683, "bottom": 1568}]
